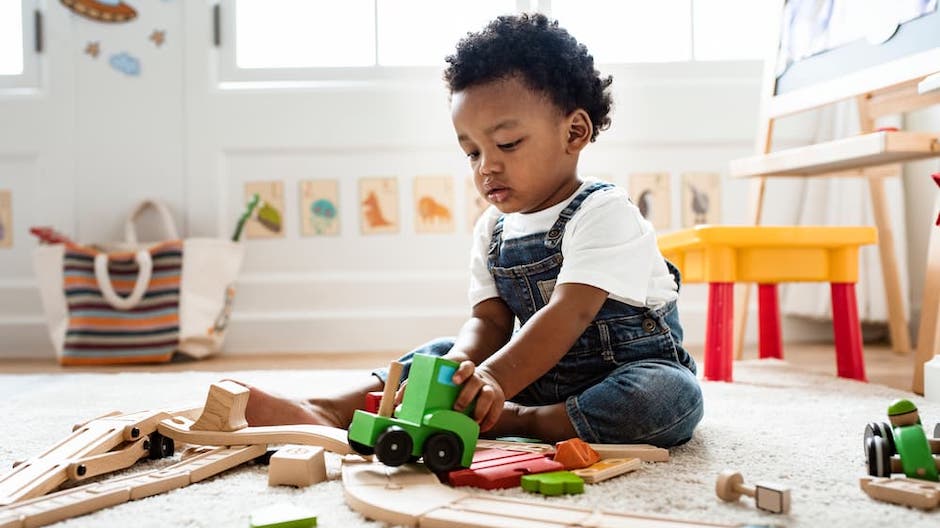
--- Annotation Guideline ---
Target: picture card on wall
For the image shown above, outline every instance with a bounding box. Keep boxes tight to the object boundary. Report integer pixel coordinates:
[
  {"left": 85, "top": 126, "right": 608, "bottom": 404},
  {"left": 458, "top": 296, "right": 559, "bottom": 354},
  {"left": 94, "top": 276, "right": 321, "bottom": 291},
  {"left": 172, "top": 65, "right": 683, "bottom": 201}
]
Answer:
[
  {"left": 680, "top": 172, "right": 721, "bottom": 228},
  {"left": 414, "top": 176, "right": 455, "bottom": 234},
  {"left": 299, "top": 179, "right": 340, "bottom": 236},
  {"left": 628, "top": 172, "right": 672, "bottom": 230},
  {"left": 0, "top": 190, "right": 11, "bottom": 248},
  {"left": 359, "top": 177, "right": 399, "bottom": 235},
  {"left": 244, "top": 181, "right": 285, "bottom": 239},
  {"left": 465, "top": 177, "right": 489, "bottom": 233}
]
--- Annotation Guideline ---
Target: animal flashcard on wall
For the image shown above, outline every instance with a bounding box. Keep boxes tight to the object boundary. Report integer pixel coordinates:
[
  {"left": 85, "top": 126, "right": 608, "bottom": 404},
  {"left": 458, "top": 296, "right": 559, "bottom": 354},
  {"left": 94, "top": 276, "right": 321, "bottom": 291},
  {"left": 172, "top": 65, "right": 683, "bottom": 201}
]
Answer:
[
  {"left": 299, "top": 179, "right": 340, "bottom": 236},
  {"left": 359, "top": 177, "right": 399, "bottom": 235},
  {"left": 0, "top": 190, "right": 11, "bottom": 248},
  {"left": 465, "top": 177, "right": 489, "bottom": 233},
  {"left": 414, "top": 176, "right": 455, "bottom": 234},
  {"left": 60, "top": 0, "right": 137, "bottom": 23},
  {"left": 629, "top": 172, "right": 672, "bottom": 230},
  {"left": 244, "top": 181, "right": 285, "bottom": 239},
  {"left": 681, "top": 172, "right": 721, "bottom": 227}
]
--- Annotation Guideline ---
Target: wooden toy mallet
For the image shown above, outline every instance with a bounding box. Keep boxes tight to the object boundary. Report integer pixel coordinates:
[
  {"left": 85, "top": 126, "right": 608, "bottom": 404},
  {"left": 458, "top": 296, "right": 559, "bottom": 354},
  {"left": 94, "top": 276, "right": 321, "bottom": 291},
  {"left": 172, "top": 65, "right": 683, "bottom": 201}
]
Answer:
[{"left": 716, "top": 469, "right": 791, "bottom": 514}]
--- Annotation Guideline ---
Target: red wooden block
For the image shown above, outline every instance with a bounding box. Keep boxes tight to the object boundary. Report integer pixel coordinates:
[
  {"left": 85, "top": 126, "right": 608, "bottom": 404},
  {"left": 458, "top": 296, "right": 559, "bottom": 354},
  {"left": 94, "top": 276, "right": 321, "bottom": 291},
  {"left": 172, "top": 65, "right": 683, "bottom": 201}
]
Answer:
[
  {"left": 448, "top": 448, "right": 563, "bottom": 489},
  {"left": 364, "top": 391, "right": 383, "bottom": 413}
]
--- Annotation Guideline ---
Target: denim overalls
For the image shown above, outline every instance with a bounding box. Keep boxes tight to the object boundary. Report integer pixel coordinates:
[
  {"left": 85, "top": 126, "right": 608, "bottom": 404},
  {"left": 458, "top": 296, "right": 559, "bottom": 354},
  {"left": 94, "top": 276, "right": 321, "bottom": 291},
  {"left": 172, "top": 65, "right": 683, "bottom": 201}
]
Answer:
[{"left": 376, "top": 183, "right": 703, "bottom": 447}]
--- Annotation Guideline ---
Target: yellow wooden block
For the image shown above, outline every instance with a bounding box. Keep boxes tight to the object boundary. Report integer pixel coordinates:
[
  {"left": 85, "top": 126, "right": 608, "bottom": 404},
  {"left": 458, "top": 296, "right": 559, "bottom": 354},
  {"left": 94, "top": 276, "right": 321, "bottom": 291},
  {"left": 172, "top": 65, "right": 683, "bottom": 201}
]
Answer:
[{"left": 658, "top": 226, "right": 877, "bottom": 284}]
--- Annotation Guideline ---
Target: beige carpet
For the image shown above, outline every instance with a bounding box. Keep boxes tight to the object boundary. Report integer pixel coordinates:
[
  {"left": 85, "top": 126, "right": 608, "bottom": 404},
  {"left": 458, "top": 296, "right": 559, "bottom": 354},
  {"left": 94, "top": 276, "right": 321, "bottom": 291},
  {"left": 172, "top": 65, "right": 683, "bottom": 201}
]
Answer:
[{"left": 1, "top": 360, "right": 939, "bottom": 527}]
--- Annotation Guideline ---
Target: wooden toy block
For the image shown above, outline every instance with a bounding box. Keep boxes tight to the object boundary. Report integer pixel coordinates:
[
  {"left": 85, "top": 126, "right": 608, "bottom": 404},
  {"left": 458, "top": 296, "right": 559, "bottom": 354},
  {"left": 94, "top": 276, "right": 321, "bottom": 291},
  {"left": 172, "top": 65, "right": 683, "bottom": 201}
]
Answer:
[
  {"left": 552, "top": 438, "right": 600, "bottom": 470},
  {"left": 249, "top": 503, "right": 317, "bottom": 528},
  {"left": 268, "top": 445, "right": 327, "bottom": 487},
  {"left": 364, "top": 391, "right": 383, "bottom": 413},
  {"left": 716, "top": 469, "right": 791, "bottom": 514},
  {"left": 190, "top": 380, "right": 250, "bottom": 432},
  {"left": 447, "top": 449, "right": 563, "bottom": 489},
  {"left": 157, "top": 415, "right": 352, "bottom": 455},
  {"left": 571, "top": 457, "right": 641, "bottom": 484},
  {"left": 520, "top": 470, "right": 584, "bottom": 496},
  {"left": 860, "top": 476, "right": 940, "bottom": 510},
  {"left": 588, "top": 443, "right": 669, "bottom": 462}
]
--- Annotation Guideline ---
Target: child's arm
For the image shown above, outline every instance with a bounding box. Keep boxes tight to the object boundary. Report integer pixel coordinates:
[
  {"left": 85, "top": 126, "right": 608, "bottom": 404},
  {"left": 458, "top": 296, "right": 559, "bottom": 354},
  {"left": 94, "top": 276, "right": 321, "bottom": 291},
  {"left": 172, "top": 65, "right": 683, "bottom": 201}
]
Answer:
[
  {"left": 443, "top": 297, "right": 515, "bottom": 365},
  {"left": 453, "top": 282, "right": 608, "bottom": 431}
]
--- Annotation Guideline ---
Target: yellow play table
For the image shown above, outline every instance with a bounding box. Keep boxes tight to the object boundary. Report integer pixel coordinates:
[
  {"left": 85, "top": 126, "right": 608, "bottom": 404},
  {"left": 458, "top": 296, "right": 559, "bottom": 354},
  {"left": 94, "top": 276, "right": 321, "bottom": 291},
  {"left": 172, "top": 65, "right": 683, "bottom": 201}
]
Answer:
[{"left": 658, "top": 225, "right": 877, "bottom": 382}]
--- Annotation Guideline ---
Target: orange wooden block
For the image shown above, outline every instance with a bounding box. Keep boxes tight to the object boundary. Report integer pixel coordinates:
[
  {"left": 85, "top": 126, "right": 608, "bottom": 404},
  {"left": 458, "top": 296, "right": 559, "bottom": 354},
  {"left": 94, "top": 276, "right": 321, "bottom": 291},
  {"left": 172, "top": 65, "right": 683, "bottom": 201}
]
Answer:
[{"left": 552, "top": 438, "right": 600, "bottom": 470}]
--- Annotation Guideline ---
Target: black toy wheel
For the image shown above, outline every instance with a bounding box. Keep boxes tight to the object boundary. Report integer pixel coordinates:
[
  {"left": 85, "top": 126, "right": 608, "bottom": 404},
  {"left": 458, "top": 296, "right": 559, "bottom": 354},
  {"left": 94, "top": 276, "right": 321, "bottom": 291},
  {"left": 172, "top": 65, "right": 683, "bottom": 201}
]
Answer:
[
  {"left": 864, "top": 421, "right": 896, "bottom": 455},
  {"left": 866, "top": 435, "right": 892, "bottom": 477},
  {"left": 348, "top": 435, "right": 375, "bottom": 456},
  {"left": 422, "top": 432, "right": 463, "bottom": 473},
  {"left": 148, "top": 432, "right": 175, "bottom": 460},
  {"left": 375, "top": 426, "right": 413, "bottom": 467}
]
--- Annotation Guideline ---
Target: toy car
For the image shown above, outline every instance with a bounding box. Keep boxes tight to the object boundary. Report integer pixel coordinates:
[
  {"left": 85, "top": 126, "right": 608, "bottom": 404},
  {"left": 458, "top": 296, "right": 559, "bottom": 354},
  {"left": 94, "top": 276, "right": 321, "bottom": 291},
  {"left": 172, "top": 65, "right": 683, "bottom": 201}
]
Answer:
[
  {"left": 347, "top": 354, "right": 479, "bottom": 472},
  {"left": 864, "top": 399, "right": 940, "bottom": 481}
]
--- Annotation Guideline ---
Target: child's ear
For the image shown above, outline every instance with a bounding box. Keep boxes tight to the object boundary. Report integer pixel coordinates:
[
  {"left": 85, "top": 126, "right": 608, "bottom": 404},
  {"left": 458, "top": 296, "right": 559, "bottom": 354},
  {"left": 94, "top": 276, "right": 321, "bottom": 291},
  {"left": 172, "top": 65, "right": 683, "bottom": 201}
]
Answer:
[{"left": 565, "top": 109, "right": 593, "bottom": 154}]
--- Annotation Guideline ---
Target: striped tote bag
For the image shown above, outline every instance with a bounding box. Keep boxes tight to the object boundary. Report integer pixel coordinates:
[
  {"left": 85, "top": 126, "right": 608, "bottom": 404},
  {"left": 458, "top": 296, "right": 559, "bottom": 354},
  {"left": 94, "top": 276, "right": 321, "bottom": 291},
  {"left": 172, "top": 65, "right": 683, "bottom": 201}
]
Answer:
[{"left": 33, "top": 200, "right": 244, "bottom": 365}]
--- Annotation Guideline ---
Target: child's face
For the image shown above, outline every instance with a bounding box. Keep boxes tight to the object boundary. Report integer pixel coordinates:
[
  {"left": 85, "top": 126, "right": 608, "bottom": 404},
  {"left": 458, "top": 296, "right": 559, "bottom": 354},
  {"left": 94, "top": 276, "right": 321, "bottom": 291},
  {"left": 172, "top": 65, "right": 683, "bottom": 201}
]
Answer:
[{"left": 451, "top": 76, "right": 585, "bottom": 214}]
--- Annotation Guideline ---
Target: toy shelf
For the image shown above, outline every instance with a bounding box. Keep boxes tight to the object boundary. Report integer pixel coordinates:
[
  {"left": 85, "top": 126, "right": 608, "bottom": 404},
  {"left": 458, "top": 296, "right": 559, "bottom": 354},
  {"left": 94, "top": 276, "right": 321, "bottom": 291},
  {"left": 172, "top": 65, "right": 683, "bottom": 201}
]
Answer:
[{"left": 730, "top": 131, "right": 940, "bottom": 178}]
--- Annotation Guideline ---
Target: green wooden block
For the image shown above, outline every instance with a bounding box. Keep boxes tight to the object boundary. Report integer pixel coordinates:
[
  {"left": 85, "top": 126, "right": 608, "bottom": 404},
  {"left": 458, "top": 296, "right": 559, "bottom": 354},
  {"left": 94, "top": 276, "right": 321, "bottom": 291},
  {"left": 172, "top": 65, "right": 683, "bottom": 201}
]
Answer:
[
  {"left": 249, "top": 503, "right": 317, "bottom": 528},
  {"left": 520, "top": 470, "right": 584, "bottom": 496}
]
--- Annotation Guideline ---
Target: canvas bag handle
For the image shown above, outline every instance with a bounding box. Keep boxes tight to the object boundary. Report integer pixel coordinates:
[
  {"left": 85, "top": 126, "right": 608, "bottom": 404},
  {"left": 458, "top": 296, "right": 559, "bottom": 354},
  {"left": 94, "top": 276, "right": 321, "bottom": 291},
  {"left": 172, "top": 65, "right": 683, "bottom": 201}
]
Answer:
[
  {"left": 94, "top": 250, "right": 154, "bottom": 310},
  {"left": 124, "top": 200, "right": 180, "bottom": 243}
]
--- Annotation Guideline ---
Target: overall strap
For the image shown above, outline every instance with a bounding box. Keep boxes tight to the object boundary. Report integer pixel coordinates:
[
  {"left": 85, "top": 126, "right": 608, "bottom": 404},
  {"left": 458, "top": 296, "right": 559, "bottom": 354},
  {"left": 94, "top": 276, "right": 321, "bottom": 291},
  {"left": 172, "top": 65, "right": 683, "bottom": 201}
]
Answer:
[
  {"left": 544, "top": 182, "right": 613, "bottom": 248},
  {"left": 487, "top": 215, "right": 506, "bottom": 270}
]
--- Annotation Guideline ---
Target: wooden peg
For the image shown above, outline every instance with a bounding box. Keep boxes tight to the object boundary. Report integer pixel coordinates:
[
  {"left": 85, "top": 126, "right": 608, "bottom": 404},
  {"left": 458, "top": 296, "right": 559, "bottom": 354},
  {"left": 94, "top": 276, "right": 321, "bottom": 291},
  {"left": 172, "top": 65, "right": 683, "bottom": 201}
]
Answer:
[
  {"left": 716, "top": 469, "right": 791, "bottom": 514},
  {"left": 191, "top": 381, "right": 250, "bottom": 432},
  {"left": 377, "top": 362, "right": 404, "bottom": 418}
]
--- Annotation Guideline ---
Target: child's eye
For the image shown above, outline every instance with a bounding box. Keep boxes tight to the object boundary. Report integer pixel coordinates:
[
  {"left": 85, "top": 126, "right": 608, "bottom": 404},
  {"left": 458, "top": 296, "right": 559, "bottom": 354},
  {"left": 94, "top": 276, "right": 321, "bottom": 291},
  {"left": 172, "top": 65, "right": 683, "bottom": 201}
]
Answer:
[
  {"left": 498, "top": 139, "right": 522, "bottom": 150},
  {"left": 466, "top": 151, "right": 480, "bottom": 161}
]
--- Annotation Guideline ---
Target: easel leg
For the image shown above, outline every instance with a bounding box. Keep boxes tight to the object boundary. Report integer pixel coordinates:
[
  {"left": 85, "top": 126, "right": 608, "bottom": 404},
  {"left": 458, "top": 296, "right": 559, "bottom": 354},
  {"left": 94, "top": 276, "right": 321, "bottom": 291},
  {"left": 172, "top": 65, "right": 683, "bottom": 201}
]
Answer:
[{"left": 867, "top": 175, "right": 912, "bottom": 355}]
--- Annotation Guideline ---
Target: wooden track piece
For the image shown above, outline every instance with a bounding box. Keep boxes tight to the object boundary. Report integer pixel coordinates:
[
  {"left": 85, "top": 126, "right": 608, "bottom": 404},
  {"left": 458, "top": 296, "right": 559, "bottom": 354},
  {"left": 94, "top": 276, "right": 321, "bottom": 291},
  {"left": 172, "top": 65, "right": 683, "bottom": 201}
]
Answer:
[
  {"left": 191, "top": 381, "right": 250, "bottom": 432},
  {"left": 860, "top": 476, "right": 940, "bottom": 510},
  {"left": 268, "top": 446, "right": 327, "bottom": 487},
  {"left": 572, "top": 458, "right": 642, "bottom": 484},
  {"left": 0, "top": 445, "right": 265, "bottom": 528},
  {"left": 0, "top": 410, "right": 171, "bottom": 506},
  {"left": 342, "top": 458, "right": 758, "bottom": 527},
  {"left": 66, "top": 436, "right": 150, "bottom": 481},
  {"left": 157, "top": 415, "right": 352, "bottom": 455},
  {"left": 589, "top": 444, "right": 669, "bottom": 463}
]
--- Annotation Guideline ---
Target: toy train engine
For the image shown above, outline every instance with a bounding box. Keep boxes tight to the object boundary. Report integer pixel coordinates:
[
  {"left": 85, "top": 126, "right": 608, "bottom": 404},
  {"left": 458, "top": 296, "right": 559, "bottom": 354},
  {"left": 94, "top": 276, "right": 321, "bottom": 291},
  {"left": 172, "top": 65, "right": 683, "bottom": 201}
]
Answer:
[{"left": 347, "top": 354, "right": 479, "bottom": 472}]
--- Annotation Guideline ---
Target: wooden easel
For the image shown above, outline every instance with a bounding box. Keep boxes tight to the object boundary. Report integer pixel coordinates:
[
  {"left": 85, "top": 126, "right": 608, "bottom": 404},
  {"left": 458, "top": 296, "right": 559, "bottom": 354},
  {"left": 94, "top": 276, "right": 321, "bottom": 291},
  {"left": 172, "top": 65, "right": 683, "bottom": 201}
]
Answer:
[{"left": 731, "top": 1, "right": 940, "bottom": 393}]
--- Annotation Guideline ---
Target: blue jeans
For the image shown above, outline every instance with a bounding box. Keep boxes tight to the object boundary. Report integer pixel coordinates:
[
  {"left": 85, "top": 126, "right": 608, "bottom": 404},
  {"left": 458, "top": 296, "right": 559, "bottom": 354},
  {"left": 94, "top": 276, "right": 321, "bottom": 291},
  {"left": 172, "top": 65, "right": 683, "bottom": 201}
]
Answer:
[{"left": 373, "top": 300, "right": 703, "bottom": 448}]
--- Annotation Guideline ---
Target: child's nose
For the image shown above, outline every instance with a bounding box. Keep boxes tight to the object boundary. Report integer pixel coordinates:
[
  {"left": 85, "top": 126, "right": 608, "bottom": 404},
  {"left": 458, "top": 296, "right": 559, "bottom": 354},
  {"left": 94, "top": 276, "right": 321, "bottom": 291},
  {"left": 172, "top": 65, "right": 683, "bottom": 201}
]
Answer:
[{"left": 479, "top": 152, "right": 503, "bottom": 175}]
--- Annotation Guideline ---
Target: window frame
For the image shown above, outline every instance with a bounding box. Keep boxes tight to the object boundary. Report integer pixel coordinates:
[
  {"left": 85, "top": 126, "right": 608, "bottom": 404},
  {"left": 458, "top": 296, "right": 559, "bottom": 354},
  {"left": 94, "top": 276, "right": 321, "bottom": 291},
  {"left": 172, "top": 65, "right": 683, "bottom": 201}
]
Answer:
[
  {"left": 0, "top": 0, "right": 41, "bottom": 93},
  {"left": 215, "top": 0, "right": 763, "bottom": 88}
]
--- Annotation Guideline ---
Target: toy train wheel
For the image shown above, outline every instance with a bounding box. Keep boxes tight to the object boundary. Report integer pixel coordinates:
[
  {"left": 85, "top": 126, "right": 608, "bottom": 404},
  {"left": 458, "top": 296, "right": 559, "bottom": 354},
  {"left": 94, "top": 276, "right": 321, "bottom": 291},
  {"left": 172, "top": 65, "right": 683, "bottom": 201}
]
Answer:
[
  {"left": 348, "top": 436, "right": 375, "bottom": 456},
  {"left": 375, "top": 426, "right": 413, "bottom": 467},
  {"left": 866, "top": 435, "right": 891, "bottom": 477},
  {"left": 864, "top": 421, "right": 896, "bottom": 455},
  {"left": 147, "top": 432, "right": 175, "bottom": 460},
  {"left": 423, "top": 432, "right": 463, "bottom": 473}
]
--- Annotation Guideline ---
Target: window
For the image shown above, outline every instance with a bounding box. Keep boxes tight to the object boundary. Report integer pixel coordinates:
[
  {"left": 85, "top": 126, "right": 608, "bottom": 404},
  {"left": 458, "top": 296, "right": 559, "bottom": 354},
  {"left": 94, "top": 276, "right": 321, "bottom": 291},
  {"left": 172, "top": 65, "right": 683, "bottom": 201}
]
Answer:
[
  {"left": 0, "top": 1, "right": 40, "bottom": 91},
  {"left": 220, "top": 0, "right": 766, "bottom": 84}
]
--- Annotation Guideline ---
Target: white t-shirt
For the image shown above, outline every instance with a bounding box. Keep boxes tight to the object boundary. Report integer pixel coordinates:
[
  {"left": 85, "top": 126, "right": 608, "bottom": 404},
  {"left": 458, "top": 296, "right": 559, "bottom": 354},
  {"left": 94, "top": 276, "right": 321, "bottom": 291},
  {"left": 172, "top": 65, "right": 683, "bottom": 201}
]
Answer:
[{"left": 468, "top": 179, "right": 678, "bottom": 308}]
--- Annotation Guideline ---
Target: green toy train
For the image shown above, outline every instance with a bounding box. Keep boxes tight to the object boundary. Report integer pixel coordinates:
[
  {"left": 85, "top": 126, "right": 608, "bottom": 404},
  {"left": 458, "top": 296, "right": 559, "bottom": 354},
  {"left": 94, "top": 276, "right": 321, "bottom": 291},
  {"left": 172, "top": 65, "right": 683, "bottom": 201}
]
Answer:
[
  {"left": 865, "top": 399, "right": 940, "bottom": 481},
  {"left": 347, "top": 354, "right": 479, "bottom": 472}
]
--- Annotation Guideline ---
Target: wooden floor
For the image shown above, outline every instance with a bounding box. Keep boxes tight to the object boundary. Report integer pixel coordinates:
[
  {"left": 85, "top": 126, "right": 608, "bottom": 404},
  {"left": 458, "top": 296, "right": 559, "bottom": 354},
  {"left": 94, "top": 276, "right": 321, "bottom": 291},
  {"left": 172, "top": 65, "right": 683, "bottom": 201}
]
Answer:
[{"left": 0, "top": 342, "right": 918, "bottom": 393}]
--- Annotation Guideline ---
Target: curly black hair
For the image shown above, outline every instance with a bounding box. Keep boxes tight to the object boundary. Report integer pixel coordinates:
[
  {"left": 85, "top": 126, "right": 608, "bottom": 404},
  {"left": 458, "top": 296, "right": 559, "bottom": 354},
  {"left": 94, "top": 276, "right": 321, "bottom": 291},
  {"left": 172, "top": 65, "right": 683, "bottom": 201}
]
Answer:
[{"left": 444, "top": 12, "right": 613, "bottom": 142}]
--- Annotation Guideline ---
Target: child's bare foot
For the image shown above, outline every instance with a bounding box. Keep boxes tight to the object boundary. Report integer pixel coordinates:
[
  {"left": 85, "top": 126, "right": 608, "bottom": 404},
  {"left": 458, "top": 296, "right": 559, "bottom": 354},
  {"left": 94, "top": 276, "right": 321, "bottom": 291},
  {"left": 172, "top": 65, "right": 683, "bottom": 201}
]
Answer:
[{"left": 225, "top": 380, "right": 345, "bottom": 428}]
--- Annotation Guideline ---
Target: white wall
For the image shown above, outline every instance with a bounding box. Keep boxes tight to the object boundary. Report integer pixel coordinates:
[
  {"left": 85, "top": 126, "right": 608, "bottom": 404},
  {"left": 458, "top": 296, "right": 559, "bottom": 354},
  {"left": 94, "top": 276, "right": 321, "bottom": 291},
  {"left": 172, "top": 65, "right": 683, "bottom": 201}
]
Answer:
[{"left": 0, "top": 2, "right": 932, "bottom": 359}]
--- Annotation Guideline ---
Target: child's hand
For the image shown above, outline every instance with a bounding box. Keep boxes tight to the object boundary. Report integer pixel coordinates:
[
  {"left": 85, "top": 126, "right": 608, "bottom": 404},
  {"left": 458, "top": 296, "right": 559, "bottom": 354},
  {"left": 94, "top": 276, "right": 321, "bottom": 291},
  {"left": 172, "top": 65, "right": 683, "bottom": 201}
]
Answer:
[
  {"left": 393, "top": 379, "right": 407, "bottom": 405},
  {"left": 452, "top": 360, "right": 505, "bottom": 432}
]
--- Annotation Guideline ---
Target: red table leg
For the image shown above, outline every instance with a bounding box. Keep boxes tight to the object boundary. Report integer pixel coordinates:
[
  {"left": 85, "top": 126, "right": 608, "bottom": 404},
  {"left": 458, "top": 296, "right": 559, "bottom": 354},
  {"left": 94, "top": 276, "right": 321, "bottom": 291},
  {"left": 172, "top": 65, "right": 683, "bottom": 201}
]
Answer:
[
  {"left": 758, "top": 284, "right": 783, "bottom": 360},
  {"left": 704, "top": 282, "right": 735, "bottom": 382},
  {"left": 830, "top": 282, "right": 867, "bottom": 381}
]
